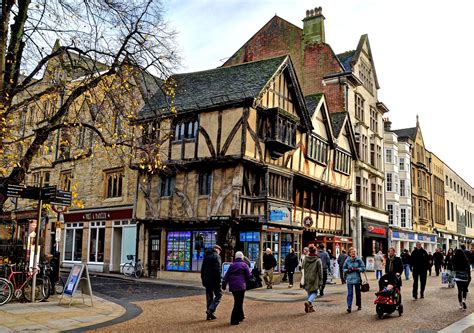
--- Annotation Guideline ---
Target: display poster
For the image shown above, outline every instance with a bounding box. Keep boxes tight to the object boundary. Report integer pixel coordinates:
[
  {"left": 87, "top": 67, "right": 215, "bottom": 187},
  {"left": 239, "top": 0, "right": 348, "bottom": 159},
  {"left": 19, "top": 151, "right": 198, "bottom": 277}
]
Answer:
[
  {"left": 366, "top": 256, "right": 375, "bottom": 271},
  {"left": 222, "top": 262, "right": 231, "bottom": 278}
]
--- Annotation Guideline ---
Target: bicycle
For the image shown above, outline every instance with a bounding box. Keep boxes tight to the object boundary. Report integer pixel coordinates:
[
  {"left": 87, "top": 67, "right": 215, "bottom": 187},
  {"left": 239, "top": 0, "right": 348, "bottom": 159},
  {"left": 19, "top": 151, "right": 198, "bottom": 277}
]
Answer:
[
  {"left": 121, "top": 255, "right": 143, "bottom": 278},
  {"left": 3, "top": 263, "right": 46, "bottom": 303}
]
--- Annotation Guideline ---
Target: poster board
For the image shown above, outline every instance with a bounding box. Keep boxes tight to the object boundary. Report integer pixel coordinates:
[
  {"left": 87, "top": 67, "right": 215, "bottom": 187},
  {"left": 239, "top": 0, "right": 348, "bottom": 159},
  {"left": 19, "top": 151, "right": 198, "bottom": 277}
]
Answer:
[
  {"left": 365, "top": 256, "right": 375, "bottom": 271},
  {"left": 59, "top": 264, "right": 94, "bottom": 307}
]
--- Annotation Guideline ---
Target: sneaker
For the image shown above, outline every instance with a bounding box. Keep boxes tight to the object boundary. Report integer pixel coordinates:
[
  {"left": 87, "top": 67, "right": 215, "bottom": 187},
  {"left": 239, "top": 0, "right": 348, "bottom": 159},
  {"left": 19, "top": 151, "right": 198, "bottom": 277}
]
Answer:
[
  {"left": 346, "top": 308, "right": 351, "bottom": 313},
  {"left": 206, "top": 313, "right": 217, "bottom": 320},
  {"left": 288, "top": 284, "right": 293, "bottom": 288},
  {"left": 357, "top": 306, "right": 362, "bottom": 311},
  {"left": 420, "top": 294, "right": 424, "bottom": 299},
  {"left": 308, "top": 304, "right": 315, "bottom": 313},
  {"left": 459, "top": 303, "right": 464, "bottom": 310},
  {"left": 463, "top": 301, "right": 467, "bottom": 310},
  {"left": 304, "top": 301, "right": 310, "bottom": 313}
]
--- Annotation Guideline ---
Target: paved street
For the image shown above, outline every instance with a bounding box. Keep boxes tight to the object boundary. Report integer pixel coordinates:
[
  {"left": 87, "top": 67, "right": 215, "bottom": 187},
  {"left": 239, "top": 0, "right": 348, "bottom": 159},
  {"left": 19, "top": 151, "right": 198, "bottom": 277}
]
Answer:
[{"left": 91, "top": 273, "right": 474, "bottom": 333}]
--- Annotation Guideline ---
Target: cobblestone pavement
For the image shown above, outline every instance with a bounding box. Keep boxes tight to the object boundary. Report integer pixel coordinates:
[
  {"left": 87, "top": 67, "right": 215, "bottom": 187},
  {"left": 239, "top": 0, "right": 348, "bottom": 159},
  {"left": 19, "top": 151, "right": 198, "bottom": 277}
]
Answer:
[
  {"left": 90, "top": 275, "right": 203, "bottom": 302},
  {"left": 94, "top": 273, "right": 474, "bottom": 333}
]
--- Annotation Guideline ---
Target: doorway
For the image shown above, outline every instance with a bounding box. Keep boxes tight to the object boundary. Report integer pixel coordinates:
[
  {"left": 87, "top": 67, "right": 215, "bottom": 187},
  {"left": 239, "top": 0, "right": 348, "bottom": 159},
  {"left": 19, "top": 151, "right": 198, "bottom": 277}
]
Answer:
[{"left": 148, "top": 231, "right": 161, "bottom": 277}]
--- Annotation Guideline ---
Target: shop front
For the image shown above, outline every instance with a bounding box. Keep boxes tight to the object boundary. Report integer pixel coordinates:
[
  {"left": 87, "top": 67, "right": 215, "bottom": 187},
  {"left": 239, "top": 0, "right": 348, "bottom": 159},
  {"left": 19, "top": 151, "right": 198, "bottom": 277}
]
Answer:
[
  {"left": 62, "top": 207, "right": 134, "bottom": 273},
  {"left": 362, "top": 219, "right": 389, "bottom": 259},
  {"left": 390, "top": 229, "right": 437, "bottom": 254}
]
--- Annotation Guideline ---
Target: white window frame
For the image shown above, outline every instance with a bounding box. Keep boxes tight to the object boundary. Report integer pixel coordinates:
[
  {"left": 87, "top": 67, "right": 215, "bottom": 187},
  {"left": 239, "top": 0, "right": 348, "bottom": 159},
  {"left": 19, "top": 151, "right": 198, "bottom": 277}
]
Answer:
[
  {"left": 385, "top": 149, "right": 393, "bottom": 163},
  {"left": 63, "top": 222, "right": 84, "bottom": 262},
  {"left": 88, "top": 221, "right": 106, "bottom": 263}
]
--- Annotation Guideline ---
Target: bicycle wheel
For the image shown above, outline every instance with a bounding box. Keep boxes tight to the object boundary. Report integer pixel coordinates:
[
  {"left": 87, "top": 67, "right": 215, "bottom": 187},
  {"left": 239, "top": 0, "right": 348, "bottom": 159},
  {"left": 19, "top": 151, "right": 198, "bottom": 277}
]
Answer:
[
  {"left": 42, "top": 276, "right": 52, "bottom": 300},
  {"left": 0, "top": 278, "right": 13, "bottom": 306},
  {"left": 54, "top": 278, "right": 65, "bottom": 295},
  {"left": 134, "top": 263, "right": 143, "bottom": 279},
  {"left": 122, "top": 263, "right": 134, "bottom": 277},
  {"left": 24, "top": 277, "right": 45, "bottom": 302}
]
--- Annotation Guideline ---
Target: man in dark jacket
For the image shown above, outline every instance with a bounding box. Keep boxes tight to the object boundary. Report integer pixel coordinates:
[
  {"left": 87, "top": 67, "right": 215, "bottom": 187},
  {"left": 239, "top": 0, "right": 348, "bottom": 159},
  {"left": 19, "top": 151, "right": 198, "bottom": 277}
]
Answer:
[
  {"left": 337, "top": 250, "right": 348, "bottom": 284},
  {"left": 411, "top": 242, "right": 429, "bottom": 299},
  {"left": 201, "top": 245, "right": 222, "bottom": 320},
  {"left": 401, "top": 249, "right": 411, "bottom": 280},
  {"left": 263, "top": 248, "right": 277, "bottom": 289},
  {"left": 317, "top": 244, "right": 331, "bottom": 296},
  {"left": 433, "top": 248, "right": 444, "bottom": 276}
]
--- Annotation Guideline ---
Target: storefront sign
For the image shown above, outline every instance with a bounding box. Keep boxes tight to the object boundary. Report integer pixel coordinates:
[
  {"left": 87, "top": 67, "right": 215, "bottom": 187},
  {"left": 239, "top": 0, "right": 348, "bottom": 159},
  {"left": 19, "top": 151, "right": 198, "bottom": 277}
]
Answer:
[
  {"left": 303, "top": 216, "right": 313, "bottom": 228},
  {"left": 269, "top": 206, "right": 291, "bottom": 224},
  {"left": 64, "top": 208, "right": 133, "bottom": 222},
  {"left": 239, "top": 232, "right": 260, "bottom": 242},
  {"left": 210, "top": 216, "right": 231, "bottom": 221},
  {"left": 368, "top": 225, "right": 386, "bottom": 236}
]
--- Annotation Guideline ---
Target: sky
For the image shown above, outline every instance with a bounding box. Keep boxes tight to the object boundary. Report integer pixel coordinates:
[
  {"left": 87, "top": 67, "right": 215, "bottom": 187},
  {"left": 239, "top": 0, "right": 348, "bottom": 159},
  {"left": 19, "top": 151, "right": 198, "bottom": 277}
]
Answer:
[{"left": 163, "top": 0, "right": 474, "bottom": 186}]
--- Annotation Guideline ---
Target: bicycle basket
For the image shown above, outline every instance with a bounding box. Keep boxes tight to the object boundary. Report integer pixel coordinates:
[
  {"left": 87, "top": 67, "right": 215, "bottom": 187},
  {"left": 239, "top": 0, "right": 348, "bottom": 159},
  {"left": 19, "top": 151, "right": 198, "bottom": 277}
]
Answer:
[{"left": 126, "top": 255, "right": 135, "bottom": 261}]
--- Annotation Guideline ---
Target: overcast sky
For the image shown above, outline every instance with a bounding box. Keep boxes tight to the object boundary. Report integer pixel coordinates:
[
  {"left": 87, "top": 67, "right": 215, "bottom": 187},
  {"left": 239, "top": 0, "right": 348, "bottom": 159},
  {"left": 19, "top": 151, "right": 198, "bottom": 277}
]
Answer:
[{"left": 164, "top": 0, "right": 474, "bottom": 186}]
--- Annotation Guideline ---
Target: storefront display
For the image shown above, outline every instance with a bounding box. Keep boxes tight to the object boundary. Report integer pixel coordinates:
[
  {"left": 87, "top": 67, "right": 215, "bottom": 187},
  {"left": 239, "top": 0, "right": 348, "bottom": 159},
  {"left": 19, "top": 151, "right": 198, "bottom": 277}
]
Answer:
[
  {"left": 362, "top": 219, "right": 388, "bottom": 259},
  {"left": 239, "top": 232, "right": 260, "bottom": 262}
]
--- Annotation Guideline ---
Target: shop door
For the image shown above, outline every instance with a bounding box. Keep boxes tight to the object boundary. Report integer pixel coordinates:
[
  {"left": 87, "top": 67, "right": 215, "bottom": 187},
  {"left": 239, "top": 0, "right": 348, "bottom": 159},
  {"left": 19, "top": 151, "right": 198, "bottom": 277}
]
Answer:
[{"left": 149, "top": 236, "right": 160, "bottom": 277}]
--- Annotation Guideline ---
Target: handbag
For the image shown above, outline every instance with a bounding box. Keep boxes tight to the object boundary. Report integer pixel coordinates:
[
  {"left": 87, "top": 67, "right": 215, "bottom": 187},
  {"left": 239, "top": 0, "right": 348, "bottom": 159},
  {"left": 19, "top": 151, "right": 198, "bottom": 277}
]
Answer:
[
  {"left": 360, "top": 272, "right": 370, "bottom": 292},
  {"left": 246, "top": 275, "right": 258, "bottom": 290}
]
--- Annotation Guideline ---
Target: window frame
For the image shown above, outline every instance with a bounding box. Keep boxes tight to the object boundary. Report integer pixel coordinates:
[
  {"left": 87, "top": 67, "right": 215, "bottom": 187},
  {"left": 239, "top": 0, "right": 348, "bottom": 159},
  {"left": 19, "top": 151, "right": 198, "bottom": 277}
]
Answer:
[
  {"left": 160, "top": 176, "right": 175, "bottom": 197},
  {"left": 198, "top": 171, "right": 213, "bottom": 196},
  {"left": 88, "top": 221, "right": 106, "bottom": 263},
  {"left": 105, "top": 168, "right": 124, "bottom": 199},
  {"left": 64, "top": 222, "right": 84, "bottom": 262}
]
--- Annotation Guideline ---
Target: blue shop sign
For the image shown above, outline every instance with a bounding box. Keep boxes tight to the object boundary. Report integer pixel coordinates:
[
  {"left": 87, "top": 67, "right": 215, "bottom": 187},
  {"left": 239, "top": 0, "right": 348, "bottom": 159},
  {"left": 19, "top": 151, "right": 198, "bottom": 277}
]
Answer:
[
  {"left": 269, "top": 206, "right": 291, "bottom": 224},
  {"left": 392, "top": 231, "right": 400, "bottom": 238},
  {"left": 418, "top": 235, "right": 424, "bottom": 241},
  {"left": 430, "top": 236, "right": 436, "bottom": 242},
  {"left": 408, "top": 233, "right": 415, "bottom": 240},
  {"left": 240, "top": 232, "right": 260, "bottom": 242}
]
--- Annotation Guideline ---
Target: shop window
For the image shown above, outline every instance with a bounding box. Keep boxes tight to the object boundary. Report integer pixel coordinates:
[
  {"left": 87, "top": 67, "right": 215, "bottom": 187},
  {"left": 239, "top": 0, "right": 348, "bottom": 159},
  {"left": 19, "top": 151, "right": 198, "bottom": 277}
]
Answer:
[
  {"left": 165, "top": 230, "right": 216, "bottom": 271},
  {"left": 60, "top": 170, "right": 72, "bottom": 192},
  {"left": 307, "top": 135, "right": 328, "bottom": 165},
  {"left": 64, "top": 223, "right": 83, "bottom": 261},
  {"left": 263, "top": 231, "right": 280, "bottom": 271},
  {"left": 199, "top": 172, "right": 213, "bottom": 196},
  {"left": 161, "top": 176, "right": 175, "bottom": 197},
  {"left": 240, "top": 232, "right": 260, "bottom": 262},
  {"left": 280, "top": 233, "right": 300, "bottom": 271},
  {"left": 89, "top": 221, "right": 106, "bottom": 262},
  {"left": 105, "top": 169, "right": 124, "bottom": 198}
]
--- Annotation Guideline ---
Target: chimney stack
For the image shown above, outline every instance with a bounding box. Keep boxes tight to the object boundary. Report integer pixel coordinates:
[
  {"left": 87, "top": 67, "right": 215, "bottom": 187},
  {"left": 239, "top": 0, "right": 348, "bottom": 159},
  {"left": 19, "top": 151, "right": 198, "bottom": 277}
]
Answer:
[
  {"left": 302, "top": 7, "right": 325, "bottom": 45},
  {"left": 383, "top": 117, "right": 392, "bottom": 132}
]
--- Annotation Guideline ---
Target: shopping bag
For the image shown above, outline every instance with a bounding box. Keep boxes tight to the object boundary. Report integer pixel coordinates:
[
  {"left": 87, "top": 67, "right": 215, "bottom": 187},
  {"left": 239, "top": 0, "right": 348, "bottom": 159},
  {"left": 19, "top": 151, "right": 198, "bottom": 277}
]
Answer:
[{"left": 441, "top": 271, "right": 449, "bottom": 284}]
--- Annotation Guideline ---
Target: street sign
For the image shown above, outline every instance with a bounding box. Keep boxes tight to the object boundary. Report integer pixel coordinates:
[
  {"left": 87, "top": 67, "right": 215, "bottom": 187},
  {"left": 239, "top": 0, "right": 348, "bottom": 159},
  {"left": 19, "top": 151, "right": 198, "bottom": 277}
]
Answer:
[
  {"left": 22, "top": 186, "right": 41, "bottom": 200},
  {"left": 41, "top": 186, "right": 72, "bottom": 206},
  {"left": 0, "top": 184, "right": 25, "bottom": 198}
]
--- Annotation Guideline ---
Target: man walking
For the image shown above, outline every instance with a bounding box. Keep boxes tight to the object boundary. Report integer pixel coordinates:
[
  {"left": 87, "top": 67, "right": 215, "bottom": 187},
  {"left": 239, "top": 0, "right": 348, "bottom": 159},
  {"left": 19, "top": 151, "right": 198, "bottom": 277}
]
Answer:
[
  {"left": 263, "top": 248, "right": 277, "bottom": 289},
  {"left": 317, "top": 244, "right": 330, "bottom": 296},
  {"left": 337, "top": 249, "right": 348, "bottom": 284},
  {"left": 201, "top": 244, "right": 223, "bottom": 320},
  {"left": 401, "top": 249, "right": 411, "bottom": 280},
  {"left": 411, "top": 242, "right": 429, "bottom": 299},
  {"left": 433, "top": 248, "right": 444, "bottom": 276}
]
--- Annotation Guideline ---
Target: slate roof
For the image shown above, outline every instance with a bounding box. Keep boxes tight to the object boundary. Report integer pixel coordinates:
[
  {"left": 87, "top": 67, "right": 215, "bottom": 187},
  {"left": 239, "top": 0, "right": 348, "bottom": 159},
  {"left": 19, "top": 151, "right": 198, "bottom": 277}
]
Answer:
[
  {"left": 305, "top": 93, "right": 324, "bottom": 116},
  {"left": 140, "top": 56, "right": 288, "bottom": 119},
  {"left": 337, "top": 50, "right": 356, "bottom": 72},
  {"left": 392, "top": 127, "right": 417, "bottom": 140},
  {"left": 330, "top": 112, "right": 348, "bottom": 137}
]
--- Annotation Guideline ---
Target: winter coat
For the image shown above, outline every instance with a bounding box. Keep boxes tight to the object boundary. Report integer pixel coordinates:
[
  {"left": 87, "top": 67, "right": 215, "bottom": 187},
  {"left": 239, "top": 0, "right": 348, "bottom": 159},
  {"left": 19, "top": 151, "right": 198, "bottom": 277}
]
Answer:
[
  {"left": 433, "top": 252, "right": 444, "bottom": 266},
  {"left": 337, "top": 253, "right": 348, "bottom": 270},
  {"left": 263, "top": 253, "right": 277, "bottom": 270},
  {"left": 222, "top": 258, "right": 253, "bottom": 292},
  {"left": 445, "top": 254, "right": 454, "bottom": 271},
  {"left": 385, "top": 255, "right": 403, "bottom": 287},
  {"left": 453, "top": 255, "right": 471, "bottom": 282},
  {"left": 284, "top": 252, "right": 299, "bottom": 272},
  {"left": 303, "top": 254, "right": 323, "bottom": 292},
  {"left": 200, "top": 250, "right": 222, "bottom": 288},
  {"left": 342, "top": 256, "right": 366, "bottom": 284},
  {"left": 411, "top": 247, "right": 429, "bottom": 272},
  {"left": 317, "top": 250, "right": 331, "bottom": 271},
  {"left": 401, "top": 252, "right": 411, "bottom": 266},
  {"left": 374, "top": 253, "right": 384, "bottom": 270}
]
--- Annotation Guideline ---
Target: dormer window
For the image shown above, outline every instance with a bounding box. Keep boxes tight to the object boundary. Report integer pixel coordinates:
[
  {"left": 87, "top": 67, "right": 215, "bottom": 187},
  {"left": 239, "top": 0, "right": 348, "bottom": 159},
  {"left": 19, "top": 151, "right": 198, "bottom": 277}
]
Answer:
[
  {"left": 307, "top": 134, "right": 328, "bottom": 165},
  {"left": 174, "top": 119, "right": 198, "bottom": 141}
]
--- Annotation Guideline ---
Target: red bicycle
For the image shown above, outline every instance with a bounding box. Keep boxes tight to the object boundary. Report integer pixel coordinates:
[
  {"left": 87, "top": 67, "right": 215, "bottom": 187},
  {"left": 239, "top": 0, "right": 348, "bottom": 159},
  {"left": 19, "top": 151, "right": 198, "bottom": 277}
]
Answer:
[{"left": 0, "top": 263, "right": 46, "bottom": 305}]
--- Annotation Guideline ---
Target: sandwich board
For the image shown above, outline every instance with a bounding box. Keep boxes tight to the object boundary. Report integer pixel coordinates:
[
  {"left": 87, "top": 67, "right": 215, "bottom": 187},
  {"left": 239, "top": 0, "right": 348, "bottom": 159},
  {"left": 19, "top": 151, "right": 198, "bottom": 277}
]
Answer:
[{"left": 59, "top": 263, "right": 94, "bottom": 307}]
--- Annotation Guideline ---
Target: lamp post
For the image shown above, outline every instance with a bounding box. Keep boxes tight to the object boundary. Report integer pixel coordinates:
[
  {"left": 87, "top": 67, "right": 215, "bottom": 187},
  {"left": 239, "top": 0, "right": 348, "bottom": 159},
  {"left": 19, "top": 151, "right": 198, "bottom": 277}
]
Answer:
[{"left": 31, "top": 177, "right": 43, "bottom": 302}]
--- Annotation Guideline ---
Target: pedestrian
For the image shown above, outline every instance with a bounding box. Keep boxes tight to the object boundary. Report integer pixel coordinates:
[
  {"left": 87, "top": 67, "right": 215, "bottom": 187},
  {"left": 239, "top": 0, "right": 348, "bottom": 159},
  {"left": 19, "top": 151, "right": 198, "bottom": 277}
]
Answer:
[
  {"left": 299, "top": 247, "right": 309, "bottom": 288},
  {"left": 461, "top": 244, "right": 472, "bottom": 265},
  {"left": 385, "top": 247, "right": 403, "bottom": 286},
  {"left": 445, "top": 248, "right": 454, "bottom": 272},
  {"left": 222, "top": 251, "right": 253, "bottom": 325},
  {"left": 453, "top": 249, "right": 471, "bottom": 310},
  {"left": 200, "top": 244, "right": 223, "bottom": 320},
  {"left": 343, "top": 247, "right": 366, "bottom": 313},
  {"left": 401, "top": 249, "right": 411, "bottom": 280},
  {"left": 427, "top": 251, "right": 434, "bottom": 276},
  {"left": 470, "top": 247, "right": 474, "bottom": 270},
  {"left": 411, "top": 241, "right": 429, "bottom": 299},
  {"left": 317, "top": 244, "right": 330, "bottom": 296},
  {"left": 262, "top": 248, "right": 277, "bottom": 289},
  {"left": 433, "top": 248, "right": 444, "bottom": 276},
  {"left": 284, "top": 248, "right": 299, "bottom": 288},
  {"left": 374, "top": 250, "right": 384, "bottom": 280},
  {"left": 303, "top": 244, "right": 323, "bottom": 313},
  {"left": 337, "top": 249, "right": 348, "bottom": 284}
]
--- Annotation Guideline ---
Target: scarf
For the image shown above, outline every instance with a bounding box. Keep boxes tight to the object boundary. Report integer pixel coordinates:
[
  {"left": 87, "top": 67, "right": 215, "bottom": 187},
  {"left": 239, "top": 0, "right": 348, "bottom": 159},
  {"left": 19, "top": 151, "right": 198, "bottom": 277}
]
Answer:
[{"left": 388, "top": 255, "right": 395, "bottom": 272}]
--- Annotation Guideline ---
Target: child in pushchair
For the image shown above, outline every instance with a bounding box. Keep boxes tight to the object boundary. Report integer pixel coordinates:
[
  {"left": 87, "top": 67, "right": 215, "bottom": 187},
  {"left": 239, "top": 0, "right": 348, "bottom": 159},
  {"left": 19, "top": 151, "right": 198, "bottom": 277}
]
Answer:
[{"left": 374, "top": 273, "right": 403, "bottom": 318}]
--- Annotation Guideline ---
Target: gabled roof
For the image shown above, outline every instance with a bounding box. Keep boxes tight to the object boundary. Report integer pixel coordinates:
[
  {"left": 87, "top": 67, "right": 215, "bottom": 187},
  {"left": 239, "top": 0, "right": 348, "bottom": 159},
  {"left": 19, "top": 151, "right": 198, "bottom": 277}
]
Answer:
[
  {"left": 305, "top": 93, "right": 334, "bottom": 145},
  {"left": 305, "top": 93, "right": 324, "bottom": 117},
  {"left": 352, "top": 34, "right": 380, "bottom": 89},
  {"left": 330, "top": 112, "right": 347, "bottom": 137},
  {"left": 330, "top": 111, "right": 358, "bottom": 160},
  {"left": 392, "top": 127, "right": 417, "bottom": 140},
  {"left": 337, "top": 50, "right": 356, "bottom": 72}
]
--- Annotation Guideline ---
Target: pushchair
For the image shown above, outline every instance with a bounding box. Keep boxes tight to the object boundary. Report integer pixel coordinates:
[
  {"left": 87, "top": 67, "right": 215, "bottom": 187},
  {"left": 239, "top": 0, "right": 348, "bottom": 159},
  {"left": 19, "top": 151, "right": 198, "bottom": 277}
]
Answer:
[
  {"left": 374, "top": 273, "right": 403, "bottom": 319},
  {"left": 442, "top": 271, "right": 455, "bottom": 288}
]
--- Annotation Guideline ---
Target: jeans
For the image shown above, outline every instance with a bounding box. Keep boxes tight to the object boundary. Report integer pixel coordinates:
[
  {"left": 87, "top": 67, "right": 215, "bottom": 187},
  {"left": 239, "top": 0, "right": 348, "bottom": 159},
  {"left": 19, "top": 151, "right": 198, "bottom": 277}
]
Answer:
[
  {"left": 347, "top": 283, "right": 361, "bottom": 309},
  {"left": 231, "top": 290, "right": 245, "bottom": 324},
  {"left": 320, "top": 270, "right": 328, "bottom": 294},
  {"left": 412, "top": 270, "right": 427, "bottom": 297},
  {"left": 287, "top": 270, "right": 295, "bottom": 285},
  {"left": 307, "top": 290, "right": 318, "bottom": 304},
  {"left": 206, "top": 285, "right": 223, "bottom": 314},
  {"left": 376, "top": 270, "right": 383, "bottom": 279},
  {"left": 263, "top": 268, "right": 274, "bottom": 287},
  {"left": 456, "top": 280, "right": 469, "bottom": 303},
  {"left": 404, "top": 264, "right": 410, "bottom": 280}
]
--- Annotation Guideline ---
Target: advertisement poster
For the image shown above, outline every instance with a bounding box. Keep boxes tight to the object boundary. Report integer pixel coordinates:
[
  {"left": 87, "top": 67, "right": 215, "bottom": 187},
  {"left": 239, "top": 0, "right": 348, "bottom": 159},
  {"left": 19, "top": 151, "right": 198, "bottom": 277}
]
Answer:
[
  {"left": 64, "top": 264, "right": 84, "bottom": 296},
  {"left": 365, "top": 256, "right": 375, "bottom": 271},
  {"left": 221, "top": 262, "right": 231, "bottom": 278}
]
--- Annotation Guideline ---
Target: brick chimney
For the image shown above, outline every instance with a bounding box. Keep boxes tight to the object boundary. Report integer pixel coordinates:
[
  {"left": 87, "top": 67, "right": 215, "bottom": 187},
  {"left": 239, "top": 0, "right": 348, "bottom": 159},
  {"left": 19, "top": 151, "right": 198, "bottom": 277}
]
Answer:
[
  {"left": 383, "top": 118, "right": 392, "bottom": 132},
  {"left": 303, "top": 7, "right": 325, "bottom": 45}
]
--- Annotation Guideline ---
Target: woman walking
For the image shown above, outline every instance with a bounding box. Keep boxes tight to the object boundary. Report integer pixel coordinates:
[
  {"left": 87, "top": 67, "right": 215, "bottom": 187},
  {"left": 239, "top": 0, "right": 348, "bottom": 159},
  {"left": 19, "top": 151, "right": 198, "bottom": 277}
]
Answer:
[
  {"left": 453, "top": 249, "right": 471, "bottom": 310},
  {"left": 374, "top": 251, "right": 384, "bottom": 280},
  {"left": 222, "top": 251, "right": 253, "bottom": 325},
  {"left": 343, "top": 247, "right": 366, "bottom": 313},
  {"left": 445, "top": 248, "right": 454, "bottom": 271},
  {"left": 284, "top": 248, "right": 299, "bottom": 288},
  {"left": 302, "top": 245, "right": 323, "bottom": 313}
]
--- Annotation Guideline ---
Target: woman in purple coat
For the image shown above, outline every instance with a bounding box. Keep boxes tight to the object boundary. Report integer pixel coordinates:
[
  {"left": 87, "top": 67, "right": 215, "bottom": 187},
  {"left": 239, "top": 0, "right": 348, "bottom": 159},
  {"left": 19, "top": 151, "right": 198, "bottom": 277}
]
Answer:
[{"left": 222, "top": 251, "right": 253, "bottom": 325}]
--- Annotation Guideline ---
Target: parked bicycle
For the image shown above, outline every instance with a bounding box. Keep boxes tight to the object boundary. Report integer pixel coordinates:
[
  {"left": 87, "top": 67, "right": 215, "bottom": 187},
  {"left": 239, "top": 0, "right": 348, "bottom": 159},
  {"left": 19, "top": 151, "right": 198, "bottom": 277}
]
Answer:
[
  {"left": 0, "top": 263, "right": 46, "bottom": 305},
  {"left": 121, "top": 255, "right": 143, "bottom": 278}
]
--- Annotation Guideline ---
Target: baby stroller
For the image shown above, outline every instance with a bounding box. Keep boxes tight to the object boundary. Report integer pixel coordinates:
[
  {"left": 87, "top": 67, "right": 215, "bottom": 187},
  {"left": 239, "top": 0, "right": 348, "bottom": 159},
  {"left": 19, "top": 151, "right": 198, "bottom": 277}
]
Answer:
[
  {"left": 374, "top": 273, "right": 403, "bottom": 319},
  {"left": 441, "top": 271, "right": 455, "bottom": 288}
]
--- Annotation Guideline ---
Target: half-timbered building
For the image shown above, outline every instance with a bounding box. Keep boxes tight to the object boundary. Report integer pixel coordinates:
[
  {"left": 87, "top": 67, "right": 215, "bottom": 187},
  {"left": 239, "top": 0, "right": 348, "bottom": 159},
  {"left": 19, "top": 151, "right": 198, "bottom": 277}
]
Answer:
[{"left": 135, "top": 56, "right": 357, "bottom": 280}]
